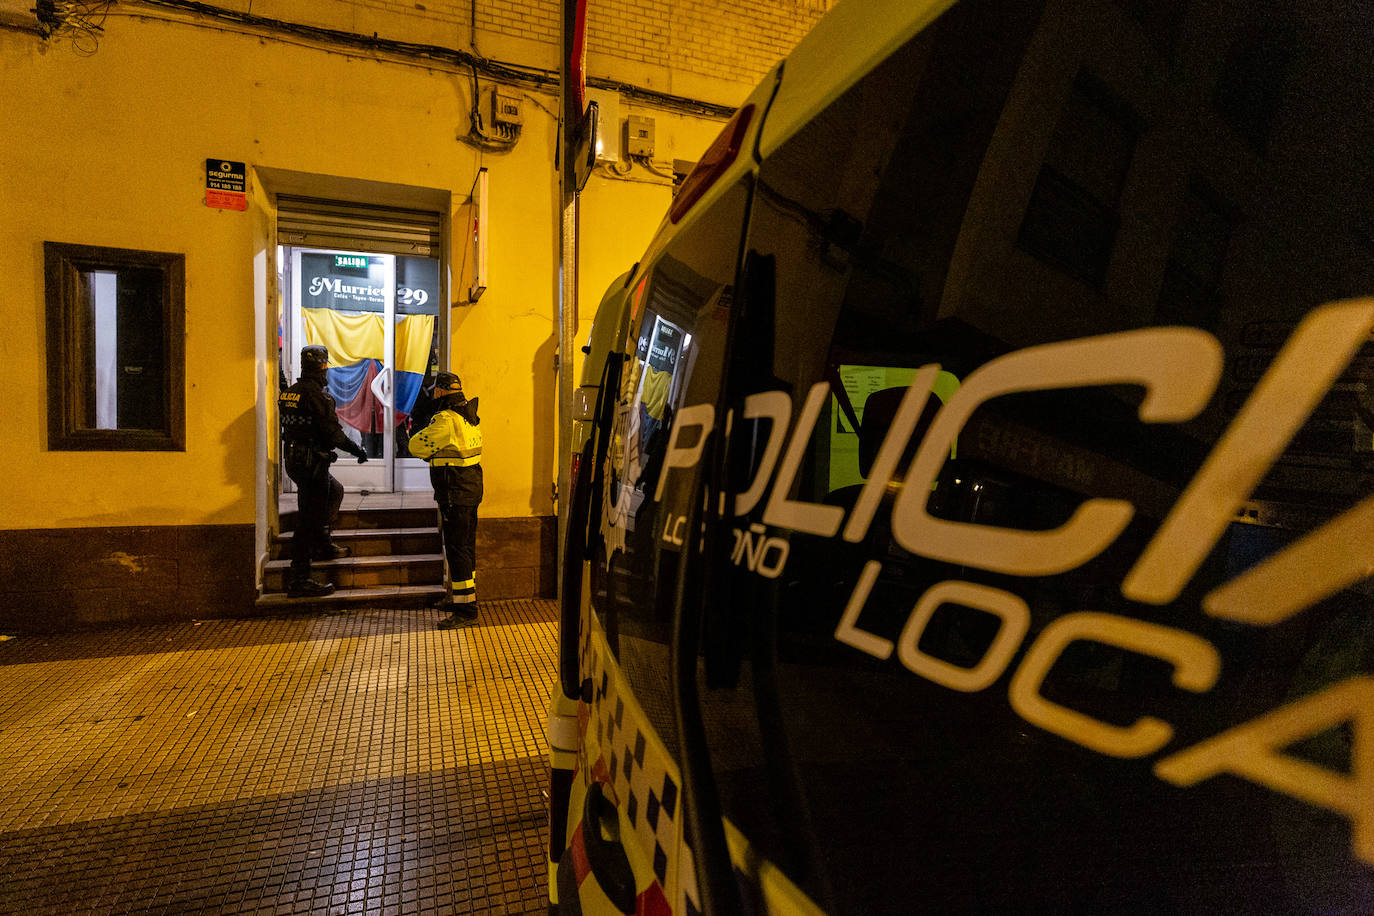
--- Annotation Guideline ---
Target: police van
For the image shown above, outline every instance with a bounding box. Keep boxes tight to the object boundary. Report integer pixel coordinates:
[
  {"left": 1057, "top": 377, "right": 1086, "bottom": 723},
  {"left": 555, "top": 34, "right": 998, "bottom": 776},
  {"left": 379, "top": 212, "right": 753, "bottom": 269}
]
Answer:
[{"left": 547, "top": 0, "right": 1374, "bottom": 911}]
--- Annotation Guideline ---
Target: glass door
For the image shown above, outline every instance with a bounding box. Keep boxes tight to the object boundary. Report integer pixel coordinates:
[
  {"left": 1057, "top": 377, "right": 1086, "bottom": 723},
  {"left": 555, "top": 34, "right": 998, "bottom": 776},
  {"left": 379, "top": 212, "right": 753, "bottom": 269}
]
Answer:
[
  {"left": 282, "top": 247, "right": 440, "bottom": 491},
  {"left": 391, "top": 255, "right": 442, "bottom": 490}
]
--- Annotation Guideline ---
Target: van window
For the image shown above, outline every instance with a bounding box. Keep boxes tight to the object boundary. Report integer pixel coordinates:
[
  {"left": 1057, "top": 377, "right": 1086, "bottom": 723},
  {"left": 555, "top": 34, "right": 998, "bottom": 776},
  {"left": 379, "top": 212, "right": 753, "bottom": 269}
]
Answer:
[
  {"left": 589, "top": 181, "right": 750, "bottom": 758},
  {"left": 700, "top": 0, "right": 1374, "bottom": 912}
]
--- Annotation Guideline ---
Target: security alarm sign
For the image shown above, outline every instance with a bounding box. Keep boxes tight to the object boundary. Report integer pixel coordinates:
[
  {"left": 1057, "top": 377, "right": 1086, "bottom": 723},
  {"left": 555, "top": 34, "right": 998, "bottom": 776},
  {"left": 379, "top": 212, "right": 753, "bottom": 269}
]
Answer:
[{"left": 205, "top": 159, "right": 247, "bottom": 211}]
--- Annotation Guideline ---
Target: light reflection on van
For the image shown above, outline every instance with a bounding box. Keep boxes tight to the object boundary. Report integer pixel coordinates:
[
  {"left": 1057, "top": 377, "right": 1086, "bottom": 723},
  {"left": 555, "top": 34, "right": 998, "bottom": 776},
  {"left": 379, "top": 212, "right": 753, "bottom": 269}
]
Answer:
[{"left": 549, "top": 0, "right": 1374, "bottom": 912}]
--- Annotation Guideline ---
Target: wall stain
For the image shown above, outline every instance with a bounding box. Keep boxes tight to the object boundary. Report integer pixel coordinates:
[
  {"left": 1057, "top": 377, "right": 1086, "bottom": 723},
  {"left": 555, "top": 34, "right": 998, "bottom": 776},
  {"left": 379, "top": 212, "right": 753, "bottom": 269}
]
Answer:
[{"left": 105, "top": 552, "right": 148, "bottom": 575}]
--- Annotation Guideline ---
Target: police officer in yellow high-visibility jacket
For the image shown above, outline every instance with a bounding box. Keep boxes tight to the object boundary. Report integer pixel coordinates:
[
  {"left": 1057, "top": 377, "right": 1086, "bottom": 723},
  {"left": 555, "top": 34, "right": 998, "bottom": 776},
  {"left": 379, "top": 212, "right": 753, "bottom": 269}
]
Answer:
[{"left": 408, "top": 372, "right": 483, "bottom": 629}]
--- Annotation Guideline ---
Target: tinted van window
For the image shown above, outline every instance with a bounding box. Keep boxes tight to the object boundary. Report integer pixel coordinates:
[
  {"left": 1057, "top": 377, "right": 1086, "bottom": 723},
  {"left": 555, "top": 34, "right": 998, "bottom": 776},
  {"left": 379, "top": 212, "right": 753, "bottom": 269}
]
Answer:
[
  {"left": 589, "top": 182, "right": 749, "bottom": 758},
  {"left": 701, "top": 0, "right": 1374, "bottom": 912}
]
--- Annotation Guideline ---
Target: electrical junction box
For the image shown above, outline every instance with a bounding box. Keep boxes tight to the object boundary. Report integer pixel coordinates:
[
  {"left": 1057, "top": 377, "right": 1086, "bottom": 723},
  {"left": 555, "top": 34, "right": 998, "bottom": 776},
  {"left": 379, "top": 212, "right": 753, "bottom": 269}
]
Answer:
[
  {"left": 587, "top": 88, "right": 622, "bottom": 162},
  {"left": 627, "top": 115, "right": 656, "bottom": 158},
  {"left": 491, "top": 87, "right": 523, "bottom": 126}
]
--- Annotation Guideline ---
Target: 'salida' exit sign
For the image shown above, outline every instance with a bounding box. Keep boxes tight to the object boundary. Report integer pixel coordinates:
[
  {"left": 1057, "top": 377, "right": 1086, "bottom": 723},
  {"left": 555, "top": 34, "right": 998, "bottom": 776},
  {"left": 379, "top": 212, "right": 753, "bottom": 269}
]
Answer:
[{"left": 334, "top": 255, "right": 368, "bottom": 269}]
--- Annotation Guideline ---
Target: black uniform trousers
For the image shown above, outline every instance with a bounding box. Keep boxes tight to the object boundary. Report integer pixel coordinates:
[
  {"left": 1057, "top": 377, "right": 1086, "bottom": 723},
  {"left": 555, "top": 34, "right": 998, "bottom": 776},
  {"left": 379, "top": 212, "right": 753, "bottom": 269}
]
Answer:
[
  {"left": 286, "top": 450, "right": 344, "bottom": 579},
  {"left": 432, "top": 464, "right": 481, "bottom": 605},
  {"left": 439, "top": 503, "right": 478, "bottom": 602}
]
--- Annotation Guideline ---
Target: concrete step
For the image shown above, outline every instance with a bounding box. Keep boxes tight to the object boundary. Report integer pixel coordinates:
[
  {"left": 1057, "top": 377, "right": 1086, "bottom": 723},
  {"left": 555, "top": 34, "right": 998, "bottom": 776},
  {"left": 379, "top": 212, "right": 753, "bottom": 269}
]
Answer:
[
  {"left": 253, "top": 584, "right": 446, "bottom": 612},
  {"left": 280, "top": 505, "right": 438, "bottom": 533},
  {"left": 270, "top": 526, "right": 442, "bottom": 560},
  {"left": 263, "top": 553, "right": 445, "bottom": 591}
]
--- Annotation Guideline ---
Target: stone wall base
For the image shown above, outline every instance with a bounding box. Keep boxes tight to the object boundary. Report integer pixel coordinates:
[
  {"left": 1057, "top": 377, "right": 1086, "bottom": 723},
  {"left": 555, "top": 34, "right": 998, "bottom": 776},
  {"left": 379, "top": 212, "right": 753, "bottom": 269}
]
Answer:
[{"left": 0, "top": 517, "right": 555, "bottom": 632}]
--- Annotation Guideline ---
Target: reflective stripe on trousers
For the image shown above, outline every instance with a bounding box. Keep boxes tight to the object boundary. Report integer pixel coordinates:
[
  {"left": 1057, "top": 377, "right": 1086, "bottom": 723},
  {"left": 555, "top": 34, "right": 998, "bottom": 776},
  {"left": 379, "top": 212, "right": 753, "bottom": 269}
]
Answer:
[{"left": 449, "top": 575, "right": 476, "bottom": 603}]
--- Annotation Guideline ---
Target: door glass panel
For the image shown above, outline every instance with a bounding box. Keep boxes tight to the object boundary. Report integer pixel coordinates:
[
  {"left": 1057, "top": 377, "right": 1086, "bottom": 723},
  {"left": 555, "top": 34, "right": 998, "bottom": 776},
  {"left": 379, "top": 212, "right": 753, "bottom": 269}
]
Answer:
[
  {"left": 393, "top": 255, "right": 442, "bottom": 465},
  {"left": 286, "top": 248, "right": 392, "bottom": 491},
  {"left": 283, "top": 247, "right": 443, "bottom": 492}
]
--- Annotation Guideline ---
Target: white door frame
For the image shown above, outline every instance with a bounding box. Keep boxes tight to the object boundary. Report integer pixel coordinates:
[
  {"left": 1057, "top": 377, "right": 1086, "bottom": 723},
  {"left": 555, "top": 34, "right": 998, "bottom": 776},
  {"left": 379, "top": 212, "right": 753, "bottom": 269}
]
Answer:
[{"left": 258, "top": 171, "right": 452, "bottom": 506}]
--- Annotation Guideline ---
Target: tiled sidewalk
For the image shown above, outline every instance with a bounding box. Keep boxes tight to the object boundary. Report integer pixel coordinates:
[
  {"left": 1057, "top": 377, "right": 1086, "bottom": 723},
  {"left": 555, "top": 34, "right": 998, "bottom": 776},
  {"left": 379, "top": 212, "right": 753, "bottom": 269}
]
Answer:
[{"left": 0, "top": 600, "right": 558, "bottom": 915}]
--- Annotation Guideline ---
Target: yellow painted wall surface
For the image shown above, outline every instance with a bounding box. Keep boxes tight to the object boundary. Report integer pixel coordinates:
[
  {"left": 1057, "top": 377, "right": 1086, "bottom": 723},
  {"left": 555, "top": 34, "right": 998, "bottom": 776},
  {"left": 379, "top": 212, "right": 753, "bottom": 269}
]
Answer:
[
  {"left": 0, "top": 14, "right": 726, "bottom": 529},
  {"left": 126, "top": 0, "right": 820, "bottom": 108},
  {"left": 574, "top": 109, "right": 727, "bottom": 381}
]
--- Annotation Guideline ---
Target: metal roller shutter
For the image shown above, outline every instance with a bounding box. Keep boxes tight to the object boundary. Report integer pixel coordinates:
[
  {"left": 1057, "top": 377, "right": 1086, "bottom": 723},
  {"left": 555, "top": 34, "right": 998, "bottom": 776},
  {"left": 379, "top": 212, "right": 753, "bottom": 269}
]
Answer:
[{"left": 277, "top": 196, "right": 442, "bottom": 257}]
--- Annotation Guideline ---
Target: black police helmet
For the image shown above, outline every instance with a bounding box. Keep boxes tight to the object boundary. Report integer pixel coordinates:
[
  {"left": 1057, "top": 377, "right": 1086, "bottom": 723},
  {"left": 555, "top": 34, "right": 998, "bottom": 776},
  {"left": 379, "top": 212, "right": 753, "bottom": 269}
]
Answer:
[
  {"left": 434, "top": 372, "right": 463, "bottom": 398},
  {"left": 301, "top": 345, "right": 329, "bottom": 373}
]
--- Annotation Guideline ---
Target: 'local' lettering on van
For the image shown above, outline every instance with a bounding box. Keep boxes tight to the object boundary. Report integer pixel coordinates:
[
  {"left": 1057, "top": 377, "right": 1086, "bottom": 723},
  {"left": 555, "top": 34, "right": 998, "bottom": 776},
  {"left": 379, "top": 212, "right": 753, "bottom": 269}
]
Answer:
[{"left": 648, "top": 297, "right": 1374, "bottom": 866}]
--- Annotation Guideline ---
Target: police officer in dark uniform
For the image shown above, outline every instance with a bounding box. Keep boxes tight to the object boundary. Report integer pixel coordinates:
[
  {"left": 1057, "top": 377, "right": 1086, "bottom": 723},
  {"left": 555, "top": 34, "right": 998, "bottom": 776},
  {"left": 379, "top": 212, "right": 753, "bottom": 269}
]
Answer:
[
  {"left": 408, "top": 372, "right": 483, "bottom": 628},
  {"left": 279, "top": 345, "right": 368, "bottom": 598}
]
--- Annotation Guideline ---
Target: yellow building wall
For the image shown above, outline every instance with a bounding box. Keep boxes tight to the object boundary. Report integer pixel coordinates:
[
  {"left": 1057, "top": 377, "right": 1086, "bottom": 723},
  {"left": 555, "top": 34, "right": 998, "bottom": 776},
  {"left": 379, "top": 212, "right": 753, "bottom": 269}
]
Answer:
[
  {"left": 155, "top": 0, "right": 825, "bottom": 107},
  {"left": 575, "top": 172, "right": 678, "bottom": 384},
  {"left": 0, "top": 12, "right": 725, "bottom": 529}
]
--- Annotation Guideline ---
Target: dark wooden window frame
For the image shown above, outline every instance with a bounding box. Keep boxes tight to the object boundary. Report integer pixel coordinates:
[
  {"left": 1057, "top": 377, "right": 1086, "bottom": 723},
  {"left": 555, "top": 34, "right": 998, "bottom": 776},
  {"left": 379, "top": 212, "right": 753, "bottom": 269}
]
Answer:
[{"left": 44, "top": 242, "right": 186, "bottom": 451}]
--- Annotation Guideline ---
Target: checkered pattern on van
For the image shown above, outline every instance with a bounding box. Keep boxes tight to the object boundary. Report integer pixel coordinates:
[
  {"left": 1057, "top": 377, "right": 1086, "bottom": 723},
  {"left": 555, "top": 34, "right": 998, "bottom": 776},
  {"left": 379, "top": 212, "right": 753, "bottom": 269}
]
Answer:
[
  {"left": 678, "top": 839, "right": 703, "bottom": 916},
  {"left": 580, "top": 620, "right": 692, "bottom": 907}
]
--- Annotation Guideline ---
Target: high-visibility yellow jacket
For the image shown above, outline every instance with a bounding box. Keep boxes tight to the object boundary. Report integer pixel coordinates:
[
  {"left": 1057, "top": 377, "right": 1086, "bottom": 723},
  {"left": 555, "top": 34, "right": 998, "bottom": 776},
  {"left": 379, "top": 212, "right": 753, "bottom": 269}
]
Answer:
[
  {"left": 640, "top": 365, "right": 672, "bottom": 421},
  {"left": 410, "top": 406, "right": 484, "bottom": 505},
  {"left": 408, "top": 408, "right": 483, "bottom": 466}
]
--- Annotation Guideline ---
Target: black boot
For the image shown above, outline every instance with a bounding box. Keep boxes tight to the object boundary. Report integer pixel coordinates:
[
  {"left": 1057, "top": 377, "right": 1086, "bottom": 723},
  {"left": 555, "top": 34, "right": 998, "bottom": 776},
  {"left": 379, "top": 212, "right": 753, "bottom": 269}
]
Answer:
[
  {"left": 287, "top": 577, "right": 335, "bottom": 598},
  {"left": 313, "top": 542, "right": 351, "bottom": 560},
  {"left": 436, "top": 601, "right": 479, "bottom": 628}
]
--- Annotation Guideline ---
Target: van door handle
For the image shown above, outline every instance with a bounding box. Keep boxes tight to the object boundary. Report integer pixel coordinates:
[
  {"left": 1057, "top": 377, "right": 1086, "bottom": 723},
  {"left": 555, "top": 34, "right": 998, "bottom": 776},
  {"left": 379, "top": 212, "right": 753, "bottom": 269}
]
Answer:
[{"left": 581, "top": 782, "right": 637, "bottom": 914}]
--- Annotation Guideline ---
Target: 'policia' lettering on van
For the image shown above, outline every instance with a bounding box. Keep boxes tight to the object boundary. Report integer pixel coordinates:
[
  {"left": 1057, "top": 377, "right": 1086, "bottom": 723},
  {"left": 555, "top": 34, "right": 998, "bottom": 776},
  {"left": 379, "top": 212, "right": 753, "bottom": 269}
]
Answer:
[{"left": 635, "top": 301, "right": 1374, "bottom": 867}]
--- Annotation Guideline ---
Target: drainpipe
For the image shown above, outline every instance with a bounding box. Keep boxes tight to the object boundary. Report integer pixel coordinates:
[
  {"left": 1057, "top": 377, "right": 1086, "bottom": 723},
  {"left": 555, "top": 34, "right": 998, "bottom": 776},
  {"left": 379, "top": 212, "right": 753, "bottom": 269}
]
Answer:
[{"left": 556, "top": 0, "right": 587, "bottom": 635}]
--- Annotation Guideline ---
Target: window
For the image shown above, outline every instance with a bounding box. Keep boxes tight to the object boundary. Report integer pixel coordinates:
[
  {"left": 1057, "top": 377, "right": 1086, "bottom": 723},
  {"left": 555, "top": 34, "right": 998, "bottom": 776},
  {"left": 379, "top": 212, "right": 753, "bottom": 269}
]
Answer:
[
  {"left": 45, "top": 242, "right": 185, "bottom": 451},
  {"left": 1018, "top": 72, "right": 1141, "bottom": 287}
]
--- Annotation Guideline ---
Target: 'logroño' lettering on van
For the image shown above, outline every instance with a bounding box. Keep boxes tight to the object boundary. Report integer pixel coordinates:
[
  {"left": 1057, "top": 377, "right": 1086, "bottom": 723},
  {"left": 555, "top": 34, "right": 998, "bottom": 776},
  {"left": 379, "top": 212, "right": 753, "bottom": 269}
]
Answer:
[
  {"left": 647, "top": 298, "right": 1374, "bottom": 865},
  {"left": 729, "top": 523, "right": 790, "bottom": 578}
]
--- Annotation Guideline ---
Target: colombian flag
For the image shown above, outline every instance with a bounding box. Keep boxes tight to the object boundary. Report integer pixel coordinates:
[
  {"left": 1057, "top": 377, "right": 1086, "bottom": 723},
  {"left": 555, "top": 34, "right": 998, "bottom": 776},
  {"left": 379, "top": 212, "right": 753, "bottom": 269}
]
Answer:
[{"left": 302, "top": 308, "right": 434, "bottom": 433}]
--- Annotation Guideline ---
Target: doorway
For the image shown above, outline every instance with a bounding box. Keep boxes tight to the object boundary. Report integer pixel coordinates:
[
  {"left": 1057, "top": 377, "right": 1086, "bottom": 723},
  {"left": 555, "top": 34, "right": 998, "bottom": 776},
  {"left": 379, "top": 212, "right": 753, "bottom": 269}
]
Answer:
[{"left": 277, "top": 197, "right": 445, "bottom": 493}]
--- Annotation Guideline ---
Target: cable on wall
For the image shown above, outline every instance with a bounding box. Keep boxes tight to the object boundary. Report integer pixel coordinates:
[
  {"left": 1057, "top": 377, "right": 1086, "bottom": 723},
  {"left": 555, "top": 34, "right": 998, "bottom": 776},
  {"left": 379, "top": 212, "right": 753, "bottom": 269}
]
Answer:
[
  {"left": 129, "top": 0, "right": 737, "bottom": 120},
  {"left": 592, "top": 158, "right": 678, "bottom": 190},
  {"left": 34, "top": 0, "right": 114, "bottom": 54}
]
